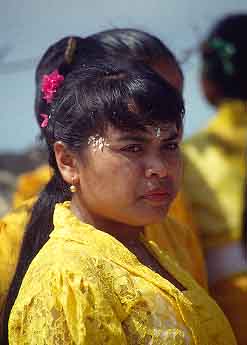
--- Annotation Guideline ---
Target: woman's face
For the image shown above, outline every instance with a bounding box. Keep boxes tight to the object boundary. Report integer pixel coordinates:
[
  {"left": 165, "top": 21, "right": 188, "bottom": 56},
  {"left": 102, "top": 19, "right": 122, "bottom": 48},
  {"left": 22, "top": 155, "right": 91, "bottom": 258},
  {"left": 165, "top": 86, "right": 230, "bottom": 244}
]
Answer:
[{"left": 75, "top": 123, "right": 182, "bottom": 227}]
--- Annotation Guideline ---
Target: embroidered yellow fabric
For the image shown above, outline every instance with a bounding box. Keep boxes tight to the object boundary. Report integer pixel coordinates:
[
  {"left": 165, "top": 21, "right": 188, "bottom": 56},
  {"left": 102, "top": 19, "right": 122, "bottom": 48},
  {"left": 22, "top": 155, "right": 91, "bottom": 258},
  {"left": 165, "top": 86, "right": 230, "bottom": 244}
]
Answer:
[
  {"left": 144, "top": 217, "right": 207, "bottom": 289},
  {"left": 0, "top": 198, "right": 207, "bottom": 335},
  {"left": 8, "top": 202, "right": 236, "bottom": 345}
]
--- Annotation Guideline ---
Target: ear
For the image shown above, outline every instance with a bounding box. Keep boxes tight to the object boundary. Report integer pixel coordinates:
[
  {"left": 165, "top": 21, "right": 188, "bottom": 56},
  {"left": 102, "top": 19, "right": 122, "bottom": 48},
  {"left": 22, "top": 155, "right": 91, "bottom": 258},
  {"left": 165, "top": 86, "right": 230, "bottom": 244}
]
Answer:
[{"left": 54, "top": 141, "right": 79, "bottom": 185}]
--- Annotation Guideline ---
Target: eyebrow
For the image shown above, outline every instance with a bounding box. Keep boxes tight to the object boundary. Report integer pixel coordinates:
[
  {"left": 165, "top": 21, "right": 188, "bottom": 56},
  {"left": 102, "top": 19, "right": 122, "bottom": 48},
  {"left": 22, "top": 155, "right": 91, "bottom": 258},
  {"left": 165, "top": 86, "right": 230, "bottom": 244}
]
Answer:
[{"left": 117, "top": 131, "right": 179, "bottom": 143}]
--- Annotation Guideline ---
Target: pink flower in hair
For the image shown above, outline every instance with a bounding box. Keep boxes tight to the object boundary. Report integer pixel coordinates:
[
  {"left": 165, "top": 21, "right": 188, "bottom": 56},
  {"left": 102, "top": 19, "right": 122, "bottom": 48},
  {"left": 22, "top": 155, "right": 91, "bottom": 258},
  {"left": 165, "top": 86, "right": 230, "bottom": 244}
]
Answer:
[
  {"left": 40, "top": 113, "right": 49, "bottom": 128},
  {"left": 41, "top": 69, "right": 64, "bottom": 104}
]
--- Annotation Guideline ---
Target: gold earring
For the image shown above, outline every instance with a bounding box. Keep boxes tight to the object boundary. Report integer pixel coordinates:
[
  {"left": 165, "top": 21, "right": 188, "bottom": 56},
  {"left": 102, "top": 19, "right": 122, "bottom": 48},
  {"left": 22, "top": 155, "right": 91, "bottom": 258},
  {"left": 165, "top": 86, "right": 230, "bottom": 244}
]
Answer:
[
  {"left": 70, "top": 185, "right": 77, "bottom": 193},
  {"left": 70, "top": 177, "right": 77, "bottom": 193}
]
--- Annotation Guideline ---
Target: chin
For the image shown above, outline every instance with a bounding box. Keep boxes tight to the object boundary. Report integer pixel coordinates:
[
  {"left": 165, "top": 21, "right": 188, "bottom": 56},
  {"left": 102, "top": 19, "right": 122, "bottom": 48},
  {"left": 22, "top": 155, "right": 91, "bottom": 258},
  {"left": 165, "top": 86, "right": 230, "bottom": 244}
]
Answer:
[
  {"left": 146, "top": 213, "right": 167, "bottom": 225},
  {"left": 137, "top": 207, "right": 169, "bottom": 226}
]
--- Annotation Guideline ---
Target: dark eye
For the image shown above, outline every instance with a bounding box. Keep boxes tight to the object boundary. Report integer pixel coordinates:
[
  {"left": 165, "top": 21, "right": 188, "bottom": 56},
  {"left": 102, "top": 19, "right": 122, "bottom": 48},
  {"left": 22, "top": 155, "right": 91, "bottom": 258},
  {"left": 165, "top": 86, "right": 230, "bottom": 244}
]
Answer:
[
  {"left": 121, "top": 144, "right": 143, "bottom": 153},
  {"left": 162, "top": 142, "right": 179, "bottom": 151}
]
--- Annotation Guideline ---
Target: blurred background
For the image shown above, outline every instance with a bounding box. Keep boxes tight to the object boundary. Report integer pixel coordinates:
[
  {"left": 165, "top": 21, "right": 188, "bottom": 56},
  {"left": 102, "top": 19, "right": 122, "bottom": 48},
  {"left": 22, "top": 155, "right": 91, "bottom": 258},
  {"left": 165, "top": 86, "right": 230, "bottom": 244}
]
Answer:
[{"left": 1, "top": 0, "right": 247, "bottom": 213}]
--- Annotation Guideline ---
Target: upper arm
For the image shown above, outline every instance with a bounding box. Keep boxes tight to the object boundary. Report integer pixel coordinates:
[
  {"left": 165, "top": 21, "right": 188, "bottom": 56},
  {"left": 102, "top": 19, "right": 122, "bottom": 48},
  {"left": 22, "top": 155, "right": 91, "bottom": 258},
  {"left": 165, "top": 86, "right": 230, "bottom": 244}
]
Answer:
[{"left": 8, "top": 270, "right": 127, "bottom": 345}]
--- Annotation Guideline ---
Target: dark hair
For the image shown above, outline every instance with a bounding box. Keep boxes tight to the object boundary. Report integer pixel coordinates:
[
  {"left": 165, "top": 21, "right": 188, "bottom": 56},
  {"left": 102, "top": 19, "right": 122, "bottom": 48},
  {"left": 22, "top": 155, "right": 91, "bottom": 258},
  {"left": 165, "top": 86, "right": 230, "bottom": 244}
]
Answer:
[
  {"left": 35, "top": 29, "right": 183, "bottom": 127},
  {"left": 3, "top": 54, "right": 184, "bottom": 342},
  {"left": 34, "top": 35, "right": 106, "bottom": 127},
  {"left": 201, "top": 14, "right": 247, "bottom": 100},
  {"left": 91, "top": 28, "right": 183, "bottom": 82}
]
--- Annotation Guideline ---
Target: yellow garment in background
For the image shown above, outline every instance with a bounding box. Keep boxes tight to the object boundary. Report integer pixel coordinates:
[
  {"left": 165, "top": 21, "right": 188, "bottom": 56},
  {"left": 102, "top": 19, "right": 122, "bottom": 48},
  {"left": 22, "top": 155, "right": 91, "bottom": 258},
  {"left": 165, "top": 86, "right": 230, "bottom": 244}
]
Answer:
[
  {"left": 0, "top": 198, "right": 34, "bottom": 334},
  {"left": 170, "top": 100, "right": 247, "bottom": 345},
  {"left": 182, "top": 100, "right": 247, "bottom": 248},
  {"left": 8, "top": 202, "right": 236, "bottom": 345},
  {"left": 13, "top": 165, "right": 51, "bottom": 208},
  {"left": 210, "top": 273, "right": 247, "bottom": 345},
  {"left": 169, "top": 191, "right": 199, "bottom": 237}
]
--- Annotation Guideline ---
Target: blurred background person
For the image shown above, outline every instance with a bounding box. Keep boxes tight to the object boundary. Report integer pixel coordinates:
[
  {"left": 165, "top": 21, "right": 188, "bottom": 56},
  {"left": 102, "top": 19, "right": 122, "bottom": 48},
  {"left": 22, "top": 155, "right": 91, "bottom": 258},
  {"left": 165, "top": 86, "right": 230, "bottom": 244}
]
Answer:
[{"left": 177, "top": 14, "right": 247, "bottom": 345}]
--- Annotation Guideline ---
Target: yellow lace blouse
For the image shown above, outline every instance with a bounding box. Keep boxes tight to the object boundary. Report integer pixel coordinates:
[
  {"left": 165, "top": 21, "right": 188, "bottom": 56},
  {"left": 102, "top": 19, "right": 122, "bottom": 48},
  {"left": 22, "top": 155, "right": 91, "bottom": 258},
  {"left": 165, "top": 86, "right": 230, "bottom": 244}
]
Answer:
[
  {"left": 181, "top": 100, "right": 247, "bottom": 248},
  {"left": 0, "top": 199, "right": 207, "bottom": 337},
  {"left": 8, "top": 202, "right": 235, "bottom": 345}
]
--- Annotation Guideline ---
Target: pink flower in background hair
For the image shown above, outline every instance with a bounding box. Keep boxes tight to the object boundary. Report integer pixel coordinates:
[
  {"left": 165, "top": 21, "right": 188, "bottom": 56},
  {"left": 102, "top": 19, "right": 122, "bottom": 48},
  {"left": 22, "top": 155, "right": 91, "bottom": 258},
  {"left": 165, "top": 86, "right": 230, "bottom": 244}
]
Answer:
[{"left": 41, "top": 69, "right": 64, "bottom": 104}]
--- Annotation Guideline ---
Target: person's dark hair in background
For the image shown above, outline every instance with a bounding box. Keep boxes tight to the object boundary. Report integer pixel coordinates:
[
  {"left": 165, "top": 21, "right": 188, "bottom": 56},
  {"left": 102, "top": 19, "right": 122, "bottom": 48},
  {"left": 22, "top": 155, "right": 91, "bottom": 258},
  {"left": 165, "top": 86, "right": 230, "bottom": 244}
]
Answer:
[{"left": 201, "top": 14, "right": 247, "bottom": 105}]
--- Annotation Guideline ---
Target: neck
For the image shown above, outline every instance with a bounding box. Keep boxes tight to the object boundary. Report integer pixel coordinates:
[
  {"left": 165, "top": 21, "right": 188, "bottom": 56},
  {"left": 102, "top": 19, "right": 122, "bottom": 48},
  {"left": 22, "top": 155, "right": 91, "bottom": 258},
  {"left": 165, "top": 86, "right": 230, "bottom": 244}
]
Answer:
[{"left": 70, "top": 196, "right": 143, "bottom": 244}]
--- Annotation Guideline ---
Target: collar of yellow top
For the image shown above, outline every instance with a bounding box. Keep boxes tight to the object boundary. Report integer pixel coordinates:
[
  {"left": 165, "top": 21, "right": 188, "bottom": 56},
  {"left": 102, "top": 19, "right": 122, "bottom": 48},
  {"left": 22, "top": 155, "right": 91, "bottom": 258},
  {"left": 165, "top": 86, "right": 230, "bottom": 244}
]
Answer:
[
  {"left": 51, "top": 202, "right": 199, "bottom": 295},
  {"left": 207, "top": 100, "right": 247, "bottom": 147}
]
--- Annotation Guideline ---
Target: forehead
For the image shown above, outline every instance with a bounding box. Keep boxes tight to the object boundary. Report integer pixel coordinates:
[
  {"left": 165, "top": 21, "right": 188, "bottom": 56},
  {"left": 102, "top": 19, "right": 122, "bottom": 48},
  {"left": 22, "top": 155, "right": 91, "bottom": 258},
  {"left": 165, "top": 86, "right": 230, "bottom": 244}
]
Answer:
[{"left": 105, "top": 123, "right": 180, "bottom": 141}]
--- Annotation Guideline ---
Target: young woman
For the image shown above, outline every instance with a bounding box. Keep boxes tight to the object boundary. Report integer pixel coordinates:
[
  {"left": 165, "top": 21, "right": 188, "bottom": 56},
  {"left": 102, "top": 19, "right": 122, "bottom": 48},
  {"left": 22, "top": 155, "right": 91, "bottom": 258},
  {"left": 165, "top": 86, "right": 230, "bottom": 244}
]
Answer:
[
  {"left": 0, "top": 31, "right": 208, "bottom": 336},
  {"left": 177, "top": 14, "right": 247, "bottom": 345},
  {"left": 3, "top": 55, "right": 235, "bottom": 344}
]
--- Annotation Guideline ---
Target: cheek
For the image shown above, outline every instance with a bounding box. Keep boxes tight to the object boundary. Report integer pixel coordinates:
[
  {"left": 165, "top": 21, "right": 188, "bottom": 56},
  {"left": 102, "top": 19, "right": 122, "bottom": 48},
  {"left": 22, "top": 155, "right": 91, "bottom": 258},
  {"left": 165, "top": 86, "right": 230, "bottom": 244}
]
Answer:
[
  {"left": 106, "top": 158, "right": 143, "bottom": 193},
  {"left": 167, "top": 154, "right": 183, "bottom": 183},
  {"left": 82, "top": 153, "right": 143, "bottom": 195}
]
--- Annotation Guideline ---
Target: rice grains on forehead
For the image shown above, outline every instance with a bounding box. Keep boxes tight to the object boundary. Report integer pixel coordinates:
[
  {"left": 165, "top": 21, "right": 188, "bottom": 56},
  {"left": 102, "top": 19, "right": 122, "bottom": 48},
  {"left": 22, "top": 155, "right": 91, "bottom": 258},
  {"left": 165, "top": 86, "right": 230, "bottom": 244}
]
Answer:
[{"left": 88, "top": 134, "right": 109, "bottom": 152}]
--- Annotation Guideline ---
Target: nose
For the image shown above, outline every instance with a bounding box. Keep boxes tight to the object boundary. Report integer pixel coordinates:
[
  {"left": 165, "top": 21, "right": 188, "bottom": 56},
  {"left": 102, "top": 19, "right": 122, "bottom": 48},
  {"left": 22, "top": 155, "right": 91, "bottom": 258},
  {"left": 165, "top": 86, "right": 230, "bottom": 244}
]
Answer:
[{"left": 145, "top": 156, "right": 168, "bottom": 179}]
